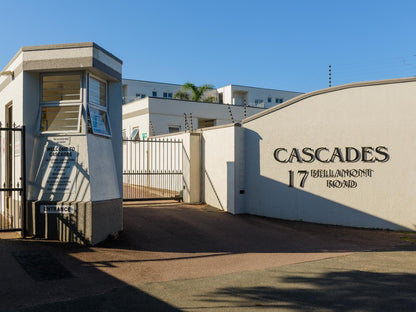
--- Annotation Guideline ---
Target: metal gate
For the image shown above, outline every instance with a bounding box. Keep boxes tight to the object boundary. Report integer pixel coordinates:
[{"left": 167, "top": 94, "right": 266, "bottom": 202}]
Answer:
[
  {"left": 0, "top": 124, "right": 26, "bottom": 234},
  {"left": 123, "top": 138, "right": 183, "bottom": 201}
]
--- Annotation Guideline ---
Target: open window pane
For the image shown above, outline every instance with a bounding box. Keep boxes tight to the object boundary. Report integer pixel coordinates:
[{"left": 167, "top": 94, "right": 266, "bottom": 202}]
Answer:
[
  {"left": 40, "top": 105, "right": 80, "bottom": 132},
  {"left": 89, "top": 77, "right": 106, "bottom": 107},
  {"left": 89, "top": 107, "right": 111, "bottom": 136},
  {"left": 130, "top": 128, "right": 140, "bottom": 140},
  {"left": 42, "top": 74, "right": 81, "bottom": 102}
]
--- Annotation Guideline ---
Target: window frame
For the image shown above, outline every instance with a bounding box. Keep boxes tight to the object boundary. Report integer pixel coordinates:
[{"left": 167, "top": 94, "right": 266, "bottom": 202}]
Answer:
[
  {"left": 87, "top": 74, "right": 112, "bottom": 137},
  {"left": 168, "top": 125, "right": 181, "bottom": 133},
  {"left": 39, "top": 72, "right": 83, "bottom": 134},
  {"left": 130, "top": 127, "right": 140, "bottom": 140},
  {"left": 40, "top": 72, "right": 82, "bottom": 105}
]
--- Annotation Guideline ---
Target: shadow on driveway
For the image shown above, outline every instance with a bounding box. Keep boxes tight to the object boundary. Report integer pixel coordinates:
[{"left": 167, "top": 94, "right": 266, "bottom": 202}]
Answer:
[
  {"left": 101, "top": 202, "right": 416, "bottom": 254},
  {"left": 1, "top": 202, "right": 416, "bottom": 311}
]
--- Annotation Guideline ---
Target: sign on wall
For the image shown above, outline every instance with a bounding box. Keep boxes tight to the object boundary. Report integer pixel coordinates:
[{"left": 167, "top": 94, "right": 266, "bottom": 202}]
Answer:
[
  {"left": 41, "top": 138, "right": 78, "bottom": 194},
  {"left": 40, "top": 204, "right": 74, "bottom": 214},
  {"left": 273, "top": 146, "right": 390, "bottom": 189}
]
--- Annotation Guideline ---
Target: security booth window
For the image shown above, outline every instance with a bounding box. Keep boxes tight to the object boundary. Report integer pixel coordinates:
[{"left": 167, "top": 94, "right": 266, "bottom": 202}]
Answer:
[
  {"left": 40, "top": 106, "right": 81, "bottom": 132},
  {"left": 88, "top": 75, "right": 111, "bottom": 137},
  {"left": 39, "top": 73, "right": 82, "bottom": 133}
]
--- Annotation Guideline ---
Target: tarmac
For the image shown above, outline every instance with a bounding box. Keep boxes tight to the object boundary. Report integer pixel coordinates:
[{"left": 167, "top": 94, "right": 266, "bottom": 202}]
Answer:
[{"left": 1, "top": 201, "right": 416, "bottom": 311}]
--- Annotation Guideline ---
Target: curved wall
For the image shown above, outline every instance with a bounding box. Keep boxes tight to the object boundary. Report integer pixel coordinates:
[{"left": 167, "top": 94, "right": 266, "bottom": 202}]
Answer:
[{"left": 243, "top": 78, "right": 416, "bottom": 230}]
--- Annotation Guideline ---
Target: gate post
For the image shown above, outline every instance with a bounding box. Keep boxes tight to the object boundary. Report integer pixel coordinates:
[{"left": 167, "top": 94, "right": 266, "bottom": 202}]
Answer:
[{"left": 182, "top": 133, "right": 201, "bottom": 203}]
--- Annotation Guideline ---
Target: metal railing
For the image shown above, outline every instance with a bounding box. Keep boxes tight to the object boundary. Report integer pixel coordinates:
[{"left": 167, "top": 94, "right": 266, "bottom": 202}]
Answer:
[
  {"left": 123, "top": 138, "right": 183, "bottom": 201},
  {"left": 0, "top": 124, "right": 26, "bottom": 236}
]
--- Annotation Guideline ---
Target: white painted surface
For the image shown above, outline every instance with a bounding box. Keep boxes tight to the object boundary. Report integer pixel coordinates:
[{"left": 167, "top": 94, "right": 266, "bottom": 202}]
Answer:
[
  {"left": 0, "top": 65, "right": 24, "bottom": 214},
  {"left": 122, "top": 79, "right": 303, "bottom": 108},
  {"left": 201, "top": 125, "right": 244, "bottom": 214},
  {"left": 243, "top": 78, "right": 416, "bottom": 231},
  {"left": 122, "top": 97, "right": 264, "bottom": 137},
  {"left": 88, "top": 134, "right": 120, "bottom": 201},
  {"left": 216, "top": 84, "right": 303, "bottom": 108}
]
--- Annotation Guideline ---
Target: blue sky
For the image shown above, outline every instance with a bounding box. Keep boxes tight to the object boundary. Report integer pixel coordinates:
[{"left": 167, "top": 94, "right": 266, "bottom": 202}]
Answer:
[{"left": 1, "top": 0, "right": 415, "bottom": 92}]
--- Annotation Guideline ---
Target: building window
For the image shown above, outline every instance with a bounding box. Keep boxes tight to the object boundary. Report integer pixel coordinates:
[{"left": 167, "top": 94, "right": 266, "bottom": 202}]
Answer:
[
  {"left": 275, "top": 98, "right": 284, "bottom": 104},
  {"left": 268, "top": 97, "right": 272, "bottom": 103},
  {"left": 136, "top": 93, "right": 146, "bottom": 99},
  {"left": 88, "top": 75, "right": 111, "bottom": 137},
  {"left": 152, "top": 91, "right": 157, "bottom": 97},
  {"left": 130, "top": 127, "right": 140, "bottom": 140},
  {"left": 218, "top": 93, "right": 223, "bottom": 104},
  {"left": 42, "top": 73, "right": 81, "bottom": 102},
  {"left": 40, "top": 73, "right": 82, "bottom": 133},
  {"left": 163, "top": 92, "right": 173, "bottom": 98},
  {"left": 198, "top": 118, "right": 215, "bottom": 129},
  {"left": 254, "top": 99, "right": 264, "bottom": 104},
  {"left": 168, "top": 126, "right": 181, "bottom": 133},
  {"left": 40, "top": 106, "right": 81, "bottom": 132}
]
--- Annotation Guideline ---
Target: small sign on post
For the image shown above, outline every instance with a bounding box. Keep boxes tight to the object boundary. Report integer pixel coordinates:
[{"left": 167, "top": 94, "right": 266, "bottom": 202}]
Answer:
[{"left": 142, "top": 132, "right": 148, "bottom": 139}]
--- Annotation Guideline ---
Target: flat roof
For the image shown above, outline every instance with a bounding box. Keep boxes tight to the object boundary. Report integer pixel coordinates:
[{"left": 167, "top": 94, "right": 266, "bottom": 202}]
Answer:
[{"left": 2, "top": 42, "right": 122, "bottom": 73}]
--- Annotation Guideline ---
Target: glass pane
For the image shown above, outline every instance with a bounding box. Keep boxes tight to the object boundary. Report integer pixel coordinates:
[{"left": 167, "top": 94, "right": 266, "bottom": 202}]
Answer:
[
  {"left": 89, "top": 107, "right": 111, "bottom": 136},
  {"left": 89, "top": 77, "right": 106, "bottom": 107},
  {"left": 40, "top": 105, "right": 80, "bottom": 132},
  {"left": 130, "top": 128, "right": 139, "bottom": 140},
  {"left": 42, "top": 74, "right": 81, "bottom": 102}
]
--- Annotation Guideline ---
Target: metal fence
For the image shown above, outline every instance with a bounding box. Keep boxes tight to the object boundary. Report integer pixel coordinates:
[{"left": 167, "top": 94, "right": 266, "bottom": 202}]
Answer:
[
  {"left": 123, "top": 138, "right": 183, "bottom": 201},
  {"left": 0, "top": 125, "right": 26, "bottom": 235}
]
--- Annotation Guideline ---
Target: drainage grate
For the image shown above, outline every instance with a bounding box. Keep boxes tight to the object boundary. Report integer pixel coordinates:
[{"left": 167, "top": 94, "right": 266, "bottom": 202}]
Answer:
[{"left": 13, "top": 250, "right": 73, "bottom": 281}]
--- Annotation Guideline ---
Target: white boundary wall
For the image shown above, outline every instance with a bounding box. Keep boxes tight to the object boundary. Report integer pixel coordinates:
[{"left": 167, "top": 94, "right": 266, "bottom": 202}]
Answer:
[
  {"left": 154, "top": 124, "right": 244, "bottom": 212},
  {"left": 200, "top": 124, "right": 244, "bottom": 214},
  {"left": 155, "top": 78, "right": 416, "bottom": 232},
  {"left": 243, "top": 78, "right": 416, "bottom": 231}
]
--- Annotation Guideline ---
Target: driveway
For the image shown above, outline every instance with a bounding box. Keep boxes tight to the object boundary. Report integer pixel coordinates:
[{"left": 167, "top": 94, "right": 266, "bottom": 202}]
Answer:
[{"left": 1, "top": 202, "right": 415, "bottom": 311}]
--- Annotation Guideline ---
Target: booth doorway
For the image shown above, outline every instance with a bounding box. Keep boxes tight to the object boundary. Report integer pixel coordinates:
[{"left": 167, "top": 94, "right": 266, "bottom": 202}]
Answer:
[{"left": 122, "top": 138, "right": 183, "bottom": 201}]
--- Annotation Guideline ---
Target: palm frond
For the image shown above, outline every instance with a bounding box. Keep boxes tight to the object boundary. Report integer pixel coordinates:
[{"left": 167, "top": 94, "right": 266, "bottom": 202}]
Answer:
[
  {"left": 179, "top": 82, "right": 215, "bottom": 102},
  {"left": 202, "top": 96, "right": 216, "bottom": 103},
  {"left": 173, "top": 90, "right": 190, "bottom": 100}
]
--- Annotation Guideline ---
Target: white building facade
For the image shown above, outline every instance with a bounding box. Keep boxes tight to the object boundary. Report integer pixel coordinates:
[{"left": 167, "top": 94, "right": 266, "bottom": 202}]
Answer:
[
  {"left": 122, "top": 79, "right": 303, "bottom": 138},
  {"left": 122, "top": 79, "right": 303, "bottom": 108},
  {"left": 122, "top": 97, "right": 266, "bottom": 139}
]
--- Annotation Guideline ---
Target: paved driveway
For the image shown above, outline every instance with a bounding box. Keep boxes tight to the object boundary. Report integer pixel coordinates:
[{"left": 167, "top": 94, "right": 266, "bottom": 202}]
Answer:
[{"left": 1, "top": 202, "right": 416, "bottom": 311}]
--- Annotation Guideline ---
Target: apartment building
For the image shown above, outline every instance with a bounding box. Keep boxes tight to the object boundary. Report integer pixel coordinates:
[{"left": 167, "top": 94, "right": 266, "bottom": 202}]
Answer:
[
  {"left": 122, "top": 79, "right": 303, "bottom": 108},
  {"left": 122, "top": 79, "right": 303, "bottom": 138}
]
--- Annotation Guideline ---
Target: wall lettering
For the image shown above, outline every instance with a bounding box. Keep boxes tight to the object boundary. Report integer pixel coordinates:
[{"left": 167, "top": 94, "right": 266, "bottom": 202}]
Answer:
[
  {"left": 274, "top": 146, "right": 390, "bottom": 164},
  {"left": 42, "top": 142, "right": 78, "bottom": 194},
  {"left": 275, "top": 146, "right": 389, "bottom": 189}
]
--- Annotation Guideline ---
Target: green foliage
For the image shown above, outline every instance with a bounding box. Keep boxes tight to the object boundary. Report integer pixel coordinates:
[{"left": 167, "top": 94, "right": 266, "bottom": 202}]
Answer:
[
  {"left": 174, "top": 82, "right": 215, "bottom": 102},
  {"left": 173, "top": 90, "right": 190, "bottom": 100}
]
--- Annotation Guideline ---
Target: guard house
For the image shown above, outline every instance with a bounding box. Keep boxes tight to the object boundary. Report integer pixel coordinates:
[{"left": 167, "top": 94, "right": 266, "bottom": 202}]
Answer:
[{"left": 0, "top": 43, "right": 123, "bottom": 245}]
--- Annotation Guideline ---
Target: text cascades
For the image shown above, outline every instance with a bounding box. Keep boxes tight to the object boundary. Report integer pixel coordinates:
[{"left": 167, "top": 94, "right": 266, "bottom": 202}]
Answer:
[{"left": 273, "top": 146, "right": 390, "bottom": 189}]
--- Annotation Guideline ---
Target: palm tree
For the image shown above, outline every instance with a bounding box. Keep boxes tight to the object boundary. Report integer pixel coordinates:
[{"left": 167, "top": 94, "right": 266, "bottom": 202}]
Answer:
[{"left": 174, "top": 82, "right": 216, "bottom": 102}]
